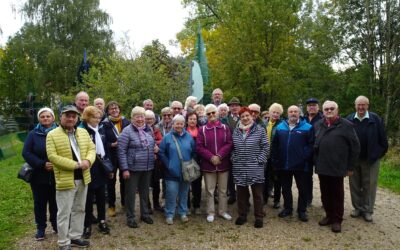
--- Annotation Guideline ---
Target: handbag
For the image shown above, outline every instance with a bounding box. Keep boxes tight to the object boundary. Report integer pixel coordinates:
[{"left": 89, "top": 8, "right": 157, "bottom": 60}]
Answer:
[
  {"left": 172, "top": 135, "right": 200, "bottom": 182},
  {"left": 96, "top": 155, "right": 115, "bottom": 173},
  {"left": 17, "top": 162, "right": 33, "bottom": 183}
]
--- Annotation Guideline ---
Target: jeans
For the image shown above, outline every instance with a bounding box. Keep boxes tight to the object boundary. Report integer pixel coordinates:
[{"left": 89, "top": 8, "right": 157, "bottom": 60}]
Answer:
[
  {"left": 164, "top": 180, "right": 189, "bottom": 219},
  {"left": 30, "top": 183, "right": 57, "bottom": 231}
]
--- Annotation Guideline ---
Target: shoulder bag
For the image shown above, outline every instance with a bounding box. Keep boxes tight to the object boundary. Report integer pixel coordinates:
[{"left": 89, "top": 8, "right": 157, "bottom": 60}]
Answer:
[
  {"left": 172, "top": 135, "right": 200, "bottom": 182},
  {"left": 17, "top": 162, "right": 33, "bottom": 183}
]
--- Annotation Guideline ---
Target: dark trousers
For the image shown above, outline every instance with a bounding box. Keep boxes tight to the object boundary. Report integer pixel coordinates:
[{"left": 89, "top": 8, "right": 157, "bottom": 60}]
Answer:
[
  {"left": 305, "top": 168, "right": 314, "bottom": 204},
  {"left": 263, "top": 162, "right": 274, "bottom": 198},
  {"left": 188, "top": 174, "right": 202, "bottom": 209},
  {"left": 279, "top": 170, "right": 308, "bottom": 213},
  {"left": 228, "top": 169, "right": 236, "bottom": 198},
  {"left": 107, "top": 169, "right": 125, "bottom": 207},
  {"left": 151, "top": 168, "right": 162, "bottom": 207},
  {"left": 319, "top": 174, "right": 344, "bottom": 223},
  {"left": 237, "top": 183, "right": 264, "bottom": 219},
  {"left": 273, "top": 170, "right": 282, "bottom": 203},
  {"left": 84, "top": 185, "right": 106, "bottom": 227},
  {"left": 31, "top": 183, "right": 58, "bottom": 230}
]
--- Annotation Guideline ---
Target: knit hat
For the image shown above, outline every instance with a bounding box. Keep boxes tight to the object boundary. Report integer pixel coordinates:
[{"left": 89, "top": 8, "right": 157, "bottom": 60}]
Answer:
[{"left": 37, "top": 107, "right": 55, "bottom": 120}]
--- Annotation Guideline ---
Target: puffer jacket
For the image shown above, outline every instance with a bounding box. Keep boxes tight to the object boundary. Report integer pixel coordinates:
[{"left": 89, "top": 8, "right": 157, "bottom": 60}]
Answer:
[
  {"left": 118, "top": 124, "right": 155, "bottom": 172},
  {"left": 196, "top": 120, "right": 232, "bottom": 172},
  {"left": 46, "top": 126, "right": 96, "bottom": 190},
  {"left": 231, "top": 123, "right": 268, "bottom": 186},
  {"left": 158, "top": 129, "right": 196, "bottom": 182}
]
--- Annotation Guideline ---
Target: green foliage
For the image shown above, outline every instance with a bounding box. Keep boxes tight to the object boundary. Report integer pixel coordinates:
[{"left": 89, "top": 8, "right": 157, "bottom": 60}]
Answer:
[
  {"left": 379, "top": 147, "right": 400, "bottom": 194},
  {"left": 0, "top": 135, "right": 34, "bottom": 249}
]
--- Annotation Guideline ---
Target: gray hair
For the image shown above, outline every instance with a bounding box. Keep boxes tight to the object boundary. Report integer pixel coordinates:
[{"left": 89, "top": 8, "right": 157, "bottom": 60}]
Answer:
[
  {"left": 184, "top": 96, "right": 197, "bottom": 109},
  {"left": 144, "top": 110, "right": 155, "bottom": 119},
  {"left": 143, "top": 99, "right": 153, "bottom": 106},
  {"left": 269, "top": 103, "right": 284, "bottom": 114},
  {"left": 217, "top": 103, "right": 229, "bottom": 112},
  {"left": 205, "top": 104, "right": 218, "bottom": 115},
  {"left": 322, "top": 100, "right": 339, "bottom": 110},
  {"left": 212, "top": 88, "right": 223, "bottom": 95},
  {"left": 172, "top": 114, "right": 185, "bottom": 124},
  {"left": 355, "top": 95, "right": 369, "bottom": 105},
  {"left": 161, "top": 107, "right": 172, "bottom": 114},
  {"left": 171, "top": 101, "right": 183, "bottom": 109}
]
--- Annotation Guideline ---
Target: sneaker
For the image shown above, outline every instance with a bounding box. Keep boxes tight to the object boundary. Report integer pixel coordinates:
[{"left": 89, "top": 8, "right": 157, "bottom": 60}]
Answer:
[
  {"left": 298, "top": 212, "right": 309, "bottom": 222},
  {"left": 141, "top": 216, "right": 154, "bottom": 224},
  {"left": 98, "top": 222, "right": 110, "bottom": 234},
  {"left": 108, "top": 207, "right": 116, "bottom": 217},
  {"left": 127, "top": 220, "right": 138, "bottom": 228},
  {"left": 166, "top": 217, "right": 173, "bottom": 225},
  {"left": 278, "top": 209, "right": 292, "bottom": 218},
  {"left": 206, "top": 215, "right": 214, "bottom": 223},
  {"left": 59, "top": 245, "right": 71, "bottom": 250},
  {"left": 318, "top": 217, "right": 332, "bottom": 226},
  {"left": 70, "top": 238, "right": 90, "bottom": 248},
  {"left": 35, "top": 229, "right": 45, "bottom": 241},
  {"left": 220, "top": 212, "right": 232, "bottom": 221},
  {"left": 350, "top": 209, "right": 361, "bottom": 218},
  {"left": 254, "top": 219, "right": 263, "bottom": 228},
  {"left": 82, "top": 226, "right": 91, "bottom": 239},
  {"left": 363, "top": 213, "right": 373, "bottom": 222},
  {"left": 181, "top": 215, "right": 189, "bottom": 223},
  {"left": 235, "top": 216, "right": 247, "bottom": 225}
]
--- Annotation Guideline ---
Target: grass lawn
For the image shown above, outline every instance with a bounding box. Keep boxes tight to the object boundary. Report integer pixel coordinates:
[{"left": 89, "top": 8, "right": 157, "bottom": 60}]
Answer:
[
  {"left": 0, "top": 133, "right": 34, "bottom": 250},
  {"left": 379, "top": 147, "right": 400, "bottom": 194}
]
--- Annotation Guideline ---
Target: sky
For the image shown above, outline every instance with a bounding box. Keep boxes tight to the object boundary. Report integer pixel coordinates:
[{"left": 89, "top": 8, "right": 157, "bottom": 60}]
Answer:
[{"left": 0, "top": 0, "right": 191, "bottom": 56}]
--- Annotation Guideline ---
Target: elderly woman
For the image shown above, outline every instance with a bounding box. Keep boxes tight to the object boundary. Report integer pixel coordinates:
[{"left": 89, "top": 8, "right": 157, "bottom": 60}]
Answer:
[
  {"left": 145, "top": 110, "right": 164, "bottom": 212},
  {"left": 265, "top": 103, "right": 284, "bottom": 208},
  {"left": 22, "top": 107, "right": 58, "bottom": 240},
  {"left": 102, "top": 101, "right": 130, "bottom": 217},
  {"left": 194, "top": 104, "right": 207, "bottom": 126},
  {"left": 118, "top": 106, "right": 156, "bottom": 228},
  {"left": 158, "top": 115, "right": 196, "bottom": 225},
  {"left": 79, "top": 106, "right": 112, "bottom": 238},
  {"left": 183, "top": 96, "right": 197, "bottom": 117},
  {"left": 217, "top": 103, "right": 229, "bottom": 120},
  {"left": 231, "top": 107, "right": 268, "bottom": 228},
  {"left": 197, "top": 104, "right": 233, "bottom": 223},
  {"left": 157, "top": 107, "right": 173, "bottom": 136}
]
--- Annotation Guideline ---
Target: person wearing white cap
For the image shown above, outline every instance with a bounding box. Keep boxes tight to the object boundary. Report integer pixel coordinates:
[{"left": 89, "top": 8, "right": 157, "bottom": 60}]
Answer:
[{"left": 22, "top": 107, "right": 58, "bottom": 241}]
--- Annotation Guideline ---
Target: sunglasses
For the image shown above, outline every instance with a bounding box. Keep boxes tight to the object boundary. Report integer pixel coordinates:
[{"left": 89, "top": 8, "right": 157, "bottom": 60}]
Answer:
[
  {"left": 172, "top": 107, "right": 182, "bottom": 110},
  {"left": 206, "top": 111, "right": 216, "bottom": 116},
  {"left": 324, "top": 107, "right": 335, "bottom": 112},
  {"left": 250, "top": 110, "right": 260, "bottom": 114},
  {"left": 162, "top": 114, "right": 172, "bottom": 117}
]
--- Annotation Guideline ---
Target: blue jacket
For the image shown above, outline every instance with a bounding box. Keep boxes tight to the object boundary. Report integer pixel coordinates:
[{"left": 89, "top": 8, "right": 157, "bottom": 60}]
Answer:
[
  {"left": 346, "top": 112, "right": 388, "bottom": 163},
  {"left": 158, "top": 129, "right": 196, "bottom": 182},
  {"left": 118, "top": 124, "right": 155, "bottom": 172},
  {"left": 271, "top": 119, "right": 314, "bottom": 172},
  {"left": 22, "top": 125, "right": 57, "bottom": 185}
]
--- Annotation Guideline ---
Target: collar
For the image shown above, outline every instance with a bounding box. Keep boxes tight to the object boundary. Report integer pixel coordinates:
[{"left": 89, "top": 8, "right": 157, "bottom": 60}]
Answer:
[{"left": 355, "top": 111, "right": 369, "bottom": 121}]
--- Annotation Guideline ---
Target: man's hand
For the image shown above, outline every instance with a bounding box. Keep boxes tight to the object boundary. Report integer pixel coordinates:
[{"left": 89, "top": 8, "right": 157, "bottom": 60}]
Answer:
[
  {"left": 80, "top": 160, "right": 91, "bottom": 170},
  {"left": 122, "top": 170, "right": 130, "bottom": 180}
]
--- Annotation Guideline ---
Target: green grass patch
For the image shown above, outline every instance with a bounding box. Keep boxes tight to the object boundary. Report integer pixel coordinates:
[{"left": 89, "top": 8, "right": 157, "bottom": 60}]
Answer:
[
  {"left": 379, "top": 160, "right": 400, "bottom": 194},
  {"left": 0, "top": 133, "right": 35, "bottom": 250}
]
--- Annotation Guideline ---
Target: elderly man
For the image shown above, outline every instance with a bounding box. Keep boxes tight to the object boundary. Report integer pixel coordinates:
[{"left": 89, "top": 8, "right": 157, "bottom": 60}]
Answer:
[
  {"left": 346, "top": 96, "right": 388, "bottom": 222},
  {"left": 170, "top": 101, "right": 183, "bottom": 117},
  {"left": 272, "top": 105, "right": 314, "bottom": 222},
  {"left": 211, "top": 88, "right": 223, "bottom": 107},
  {"left": 94, "top": 98, "right": 106, "bottom": 121},
  {"left": 143, "top": 99, "right": 160, "bottom": 124},
  {"left": 75, "top": 91, "right": 90, "bottom": 114},
  {"left": 314, "top": 101, "right": 360, "bottom": 233},
  {"left": 248, "top": 103, "right": 265, "bottom": 128},
  {"left": 303, "top": 98, "right": 324, "bottom": 207},
  {"left": 46, "top": 105, "right": 96, "bottom": 249}
]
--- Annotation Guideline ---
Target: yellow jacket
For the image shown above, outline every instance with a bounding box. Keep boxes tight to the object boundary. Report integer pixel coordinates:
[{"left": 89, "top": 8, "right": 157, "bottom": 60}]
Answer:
[{"left": 46, "top": 126, "right": 96, "bottom": 190}]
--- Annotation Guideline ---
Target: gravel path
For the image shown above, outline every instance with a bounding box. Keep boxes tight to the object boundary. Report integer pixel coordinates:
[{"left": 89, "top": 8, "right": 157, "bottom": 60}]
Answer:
[{"left": 17, "top": 176, "right": 400, "bottom": 249}]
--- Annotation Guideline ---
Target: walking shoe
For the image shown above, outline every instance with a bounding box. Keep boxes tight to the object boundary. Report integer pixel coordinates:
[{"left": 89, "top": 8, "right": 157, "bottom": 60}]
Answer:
[
  {"left": 278, "top": 209, "right": 292, "bottom": 218},
  {"left": 318, "top": 217, "right": 333, "bottom": 226},
  {"left": 206, "top": 215, "right": 214, "bottom": 223},
  {"left": 82, "top": 226, "right": 91, "bottom": 239},
  {"left": 331, "top": 223, "right": 342, "bottom": 233},
  {"left": 298, "top": 212, "right": 309, "bottom": 222},
  {"left": 235, "top": 216, "right": 247, "bottom": 225},
  {"left": 141, "top": 216, "right": 154, "bottom": 224},
  {"left": 254, "top": 219, "right": 263, "bottom": 228},
  {"left": 35, "top": 229, "right": 45, "bottom": 241},
  {"left": 363, "top": 213, "right": 373, "bottom": 222},
  {"left": 59, "top": 245, "right": 71, "bottom": 250},
  {"left": 127, "top": 220, "right": 138, "bottom": 228},
  {"left": 227, "top": 196, "right": 236, "bottom": 205},
  {"left": 108, "top": 207, "right": 116, "bottom": 217},
  {"left": 98, "top": 222, "right": 110, "bottom": 234},
  {"left": 180, "top": 215, "right": 189, "bottom": 223},
  {"left": 166, "top": 217, "right": 173, "bottom": 225},
  {"left": 154, "top": 204, "right": 164, "bottom": 213},
  {"left": 273, "top": 202, "right": 280, "bottom": 209},
  {"left": 220, "top": 212, "right": 232, "bottom": 221},
  {"left": 70, "top": 238, "right": 90, "bottom": 248},
  {"left": 350, "top": 209, "right": 361, "bottom": 218}
]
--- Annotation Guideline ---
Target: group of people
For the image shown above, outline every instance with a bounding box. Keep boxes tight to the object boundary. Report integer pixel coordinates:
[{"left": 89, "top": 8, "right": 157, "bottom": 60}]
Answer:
[{"left": 22, "top": 89, "right": 388, "bottom": 250}]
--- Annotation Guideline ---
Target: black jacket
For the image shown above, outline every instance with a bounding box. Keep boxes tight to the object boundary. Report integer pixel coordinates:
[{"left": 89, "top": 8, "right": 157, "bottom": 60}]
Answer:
[
  {"left": 102, "top": 117, "right": 130, "bottom": 167},
  {"left": 346, "top": 112, "right": 388, "bottom": 163},
  {"left": 314, "top": 118, "right": 360, "bottom": 177}
]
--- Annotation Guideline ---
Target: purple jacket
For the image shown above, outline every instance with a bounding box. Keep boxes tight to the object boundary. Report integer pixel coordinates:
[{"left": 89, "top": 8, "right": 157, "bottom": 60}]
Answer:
[{"left": 196, "top": 120, "right": 233, "bottom": 172}]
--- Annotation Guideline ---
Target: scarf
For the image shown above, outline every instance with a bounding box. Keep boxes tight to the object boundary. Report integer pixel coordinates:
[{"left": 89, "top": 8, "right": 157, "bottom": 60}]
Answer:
[
  {"left": 88, "top": 124, "right": 105, "bottom": 158},
  {"left": 324, "top": 116, "right": 340, "bottom": 127},
  {"left": 238, "top": 121, "right": 253, "bottom": 139},
  {"left": 36, "top": 123, "right": 57, "bottom": 134},
  {"left": 132, "top": 124, "right": 149, "bottom": 147},
  {"left": 109, "top": 115, "right": 123, "bottom": 133},
  {"left": 267, "top": 120, "right": 276, "bottom": 145}
]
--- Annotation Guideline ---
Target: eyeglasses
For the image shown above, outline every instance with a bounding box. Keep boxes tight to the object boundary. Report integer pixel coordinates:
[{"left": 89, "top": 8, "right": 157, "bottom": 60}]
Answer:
[
  {"left": 206, "top": 111, "right": 216, "bottom": 116},
  {"left": 324, "top": 107, "right": 335, "bottom": 112},
  {"left": 172, "top": 107, "right": 182, "bottom": 110},
  {"left": 162, "top": 114, "right": 172, "bottom": 117},
  {"left": 250, "top": 110, "right": 260, "bottom": 114}
]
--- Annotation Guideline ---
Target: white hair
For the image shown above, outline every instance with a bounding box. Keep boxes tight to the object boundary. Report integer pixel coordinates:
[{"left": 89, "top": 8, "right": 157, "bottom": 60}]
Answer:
[
  {"left": 355, "top": 95, "right": 369, "bottom": 105},
  {"left": 170, "top": 101, "right": 183, "bottom": 108},
  {"left": 184, "top": 96, "right": 197, "bottom": 109},
  {"left": 144, "top": 110, "right": 155, "bottom": 119},
  {"left": 205, "top": 104, "right": 218, "bottom": 114},
  {"left": 322, "top": 100, "right": 339, "bottom": 110},
  {"left": 172, "top": 114, "right": 185, "bottom": 124}
]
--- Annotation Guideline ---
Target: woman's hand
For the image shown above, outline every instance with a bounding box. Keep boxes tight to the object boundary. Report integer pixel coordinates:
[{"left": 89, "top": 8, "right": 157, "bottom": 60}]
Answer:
[
  {"left": 44, "top": 162, "right": 53, "bottom": 171},
  {"left": 109, "top": 172, "right": 115, "bottom": 179},
  {"left": 154, "top": 145, "right": 159, "bottom": 153},
  {"left": 111, "top": 142, "right": 118, "bottom": 148},
  {"left": 122, "top": 170, "right": 130, "bottom": 179}
]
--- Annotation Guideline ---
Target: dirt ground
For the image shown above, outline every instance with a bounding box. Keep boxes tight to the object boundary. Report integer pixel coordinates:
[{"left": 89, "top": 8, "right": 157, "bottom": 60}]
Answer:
[{"left": 17, "top": 175, "right": 400, "bottom": 250}]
